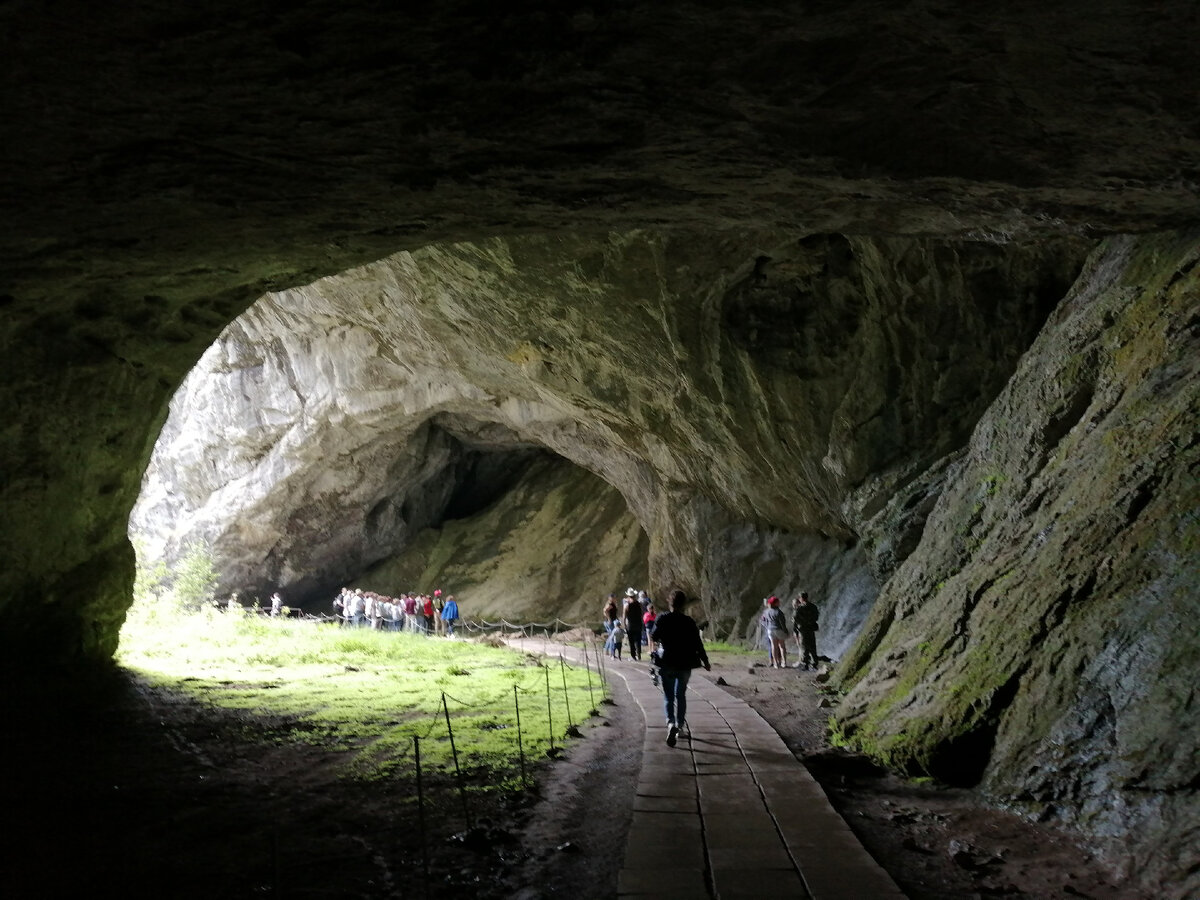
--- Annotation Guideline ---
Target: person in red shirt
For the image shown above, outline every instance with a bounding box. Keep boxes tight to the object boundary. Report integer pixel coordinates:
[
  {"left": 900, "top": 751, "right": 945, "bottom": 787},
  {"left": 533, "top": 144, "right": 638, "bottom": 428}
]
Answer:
[
  {"left": 422, "top": 594, "right": 435, "bottom": 635},
  {"left": 642, "top": 601, "right": 658, "bottom": 653}
]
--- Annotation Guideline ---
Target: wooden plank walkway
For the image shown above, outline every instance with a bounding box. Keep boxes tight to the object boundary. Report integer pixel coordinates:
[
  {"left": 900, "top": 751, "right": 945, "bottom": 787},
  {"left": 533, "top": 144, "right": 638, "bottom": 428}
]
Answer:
[{"left": 510, "top": 636, "right": 907, "bottom": 900}]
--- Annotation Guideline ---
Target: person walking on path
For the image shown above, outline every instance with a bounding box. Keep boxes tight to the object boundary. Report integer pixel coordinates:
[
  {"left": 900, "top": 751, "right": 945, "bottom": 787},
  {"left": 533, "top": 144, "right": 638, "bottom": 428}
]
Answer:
[
  {"left": 792, "top": 592, "right": 819, "bottom": 669},
  {"left": 652, "top": 588, "right": 710, "bottom": 747},
  {"left": 762, "top": 595, "right": 788, "bottom": 668},
  {"left": 624, "top": 592, "right": 644, "bottom": 661},
  {"left": 610, "top": 619, "right": 625, "bottom": 659}
]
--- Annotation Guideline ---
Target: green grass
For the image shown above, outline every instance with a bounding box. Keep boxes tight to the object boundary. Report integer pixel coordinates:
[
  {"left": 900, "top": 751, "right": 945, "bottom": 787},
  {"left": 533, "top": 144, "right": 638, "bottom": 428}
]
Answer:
[
  {"left": 706, "top": 640, "right": 757, "bottom": 655},
  {"left": 118, "top": 599, "right": 599, "bottom": 786}
]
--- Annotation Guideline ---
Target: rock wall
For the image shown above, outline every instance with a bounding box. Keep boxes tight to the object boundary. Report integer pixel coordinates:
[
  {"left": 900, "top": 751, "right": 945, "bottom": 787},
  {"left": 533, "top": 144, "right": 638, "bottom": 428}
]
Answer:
[
  {"left": 116, "top": 228, "right": 1200, "bottom": 891},
  {"left": 832, "top": 233, "right": 1200, "bottom": 897},
  {"left": 132, "top": 231, "right": 1086, "bottom": 658},
  {"left": 359, "top": 453, "right": 649, "bottom": 624},
  {"left": 1, "top": 3, "right": 1195, "bottom": 891}
]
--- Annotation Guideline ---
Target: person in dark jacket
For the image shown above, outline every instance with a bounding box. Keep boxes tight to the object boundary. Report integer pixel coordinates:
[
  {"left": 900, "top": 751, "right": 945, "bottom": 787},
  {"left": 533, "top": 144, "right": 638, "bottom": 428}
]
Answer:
[
  {"left": 651, "top": 588, "right": 710, "bottom": 746},
  {"left": 624, "top": 593, "right": 644, "bottom": 661},
  {"left": 792, "top": 592, "right": 819, "bottom": 669}
]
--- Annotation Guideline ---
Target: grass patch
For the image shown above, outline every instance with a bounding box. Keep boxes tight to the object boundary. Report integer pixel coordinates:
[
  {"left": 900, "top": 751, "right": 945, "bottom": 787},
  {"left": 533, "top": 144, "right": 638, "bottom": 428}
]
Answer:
[
  {"left": 118, "top": 600, "right": 598, "bottom": 786},
  {"left": 706, "top": 640, "right": 757, "bottom": 655}
]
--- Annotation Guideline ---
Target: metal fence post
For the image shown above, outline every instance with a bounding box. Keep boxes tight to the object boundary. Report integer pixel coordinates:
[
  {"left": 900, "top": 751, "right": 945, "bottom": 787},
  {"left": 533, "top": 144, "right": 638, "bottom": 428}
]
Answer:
[
  {"left": 544, "top": 664, "right": 555, "bottom": 753},
  {"left": 441, "top": 692, "right": 472, "bottom": 827},
  {"left": 514, "top": 684, "right": 527, "bottom": 787},
  {"left": 559, "top": 655, "right": 573, "bottom": 729}
]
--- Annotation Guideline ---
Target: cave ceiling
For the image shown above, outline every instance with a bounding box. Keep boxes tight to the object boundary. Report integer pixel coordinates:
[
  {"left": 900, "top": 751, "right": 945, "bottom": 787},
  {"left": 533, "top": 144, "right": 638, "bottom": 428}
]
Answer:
[
  {"left": 1, "top": 1, "right": 1197, "bottom": 656},
  {"left": 3, "top": 0, "right": 1198, "bottom": 336}
]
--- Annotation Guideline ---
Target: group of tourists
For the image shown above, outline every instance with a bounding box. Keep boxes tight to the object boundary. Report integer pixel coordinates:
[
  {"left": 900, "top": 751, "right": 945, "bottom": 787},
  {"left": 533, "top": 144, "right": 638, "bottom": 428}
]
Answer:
[
  {"left": 597, "top": 585, "right": 821, "bottom": 748},
  {"left": 601, "top": 587, "right": 658, "bottom": 660},
  {"left": 759, "top": 592, "right": 820, "bottom": 669},
  {"left": 332, "top": 587, "right": 461, "bottom": 636}
]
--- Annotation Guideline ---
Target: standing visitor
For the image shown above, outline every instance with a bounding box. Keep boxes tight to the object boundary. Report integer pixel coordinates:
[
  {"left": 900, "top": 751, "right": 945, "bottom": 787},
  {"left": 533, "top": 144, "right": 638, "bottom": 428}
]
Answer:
[
  {"left": 624, "top": 592, "right": 644, "bottom": 661},
  {"left": 638, "top": 591, "right": 652, "bottom": 650},
  {"left": 652, "top": 589, "right": 710, "bottom": 747},
  {"left": 642, "top": 601, "right": 657, "bottom": 653},
  {"left": 610, "top": 619, "right": 625, "bottom": 660},
  {"left": 792, "top": 592, "right": 819, "bottom": 669},
  {"left": 602, "top": 594, "right": 619, "bottom": 629},
  {"left": 346, "top": 590, "right": 364, "bottom": 628},
  {"left": 433, "top": 590, "right": 445, "bottom": 635},
  {"left": 762, "top": 596, "right": 788, "bottom": 668},
  {"left": 758, "top": 597, "right": 776, "bottom": 666},
  {"left": 422, "top": 594, "right": 435, "bottom": 635},
  {"left": 441, "top": 594, "right": 460, "bottom": 637},
  {"left": 602, "top": 594, "right": 619, "bottom": 655},
  {"left": 270, "top": 592, "right": 282, "bottom": 617}
]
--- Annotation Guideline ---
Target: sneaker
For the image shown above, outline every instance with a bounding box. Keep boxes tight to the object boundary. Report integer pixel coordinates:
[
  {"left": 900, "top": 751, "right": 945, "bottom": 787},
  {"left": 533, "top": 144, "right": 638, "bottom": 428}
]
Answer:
[{"left": 666, "top": 724, "right": 678, "bottom": 748}]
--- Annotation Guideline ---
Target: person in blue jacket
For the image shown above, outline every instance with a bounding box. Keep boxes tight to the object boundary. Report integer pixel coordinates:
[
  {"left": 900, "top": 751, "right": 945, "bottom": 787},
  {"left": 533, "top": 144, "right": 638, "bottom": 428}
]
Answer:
[{"left": 441, "top": 594, "right": 460, "bottom": 637}]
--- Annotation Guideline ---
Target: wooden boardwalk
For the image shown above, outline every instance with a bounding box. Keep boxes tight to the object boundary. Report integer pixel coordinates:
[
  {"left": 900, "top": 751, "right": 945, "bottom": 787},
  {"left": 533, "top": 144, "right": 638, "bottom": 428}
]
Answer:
[{"left": 510, "top": 636, "right": 907, "bottom": 900}]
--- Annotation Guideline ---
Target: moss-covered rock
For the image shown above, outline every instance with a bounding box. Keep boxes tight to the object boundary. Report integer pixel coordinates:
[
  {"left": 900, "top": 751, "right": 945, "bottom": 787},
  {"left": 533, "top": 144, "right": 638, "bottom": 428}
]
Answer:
[{"left": 832, "top": 233, "right": 1200, "bottom": 896}]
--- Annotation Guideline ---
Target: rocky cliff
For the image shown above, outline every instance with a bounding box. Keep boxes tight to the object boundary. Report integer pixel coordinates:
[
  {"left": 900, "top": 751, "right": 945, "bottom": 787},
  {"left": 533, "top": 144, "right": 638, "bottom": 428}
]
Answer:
[
  {"left": 833, "top": 233, "right": 1199, "bottom": 895},
  {"left": 126, "top": 228, "right": 1198, "bottom": 893},
  {"left": 132, "top": 231, "right": 1088, "bottom": 655}
]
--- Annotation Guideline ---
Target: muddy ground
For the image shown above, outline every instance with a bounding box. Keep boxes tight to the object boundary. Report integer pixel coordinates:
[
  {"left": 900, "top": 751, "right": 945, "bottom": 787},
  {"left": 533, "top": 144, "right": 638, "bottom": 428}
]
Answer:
[{"left": 0, "top": 644, "right": 1148, "bottom": 899}]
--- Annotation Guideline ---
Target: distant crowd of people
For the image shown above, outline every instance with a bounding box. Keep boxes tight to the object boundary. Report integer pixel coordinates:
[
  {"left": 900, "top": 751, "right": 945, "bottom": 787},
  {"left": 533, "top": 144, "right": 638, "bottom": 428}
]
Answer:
[
  {"left": 601, "top": 588, "right": 657, "bottom": 660},
  {"left": 332, "top": 587, "right": 461, "bottom": 636},
  {"left": 599, "top": 587, "right": 821, "bottom": 671}
]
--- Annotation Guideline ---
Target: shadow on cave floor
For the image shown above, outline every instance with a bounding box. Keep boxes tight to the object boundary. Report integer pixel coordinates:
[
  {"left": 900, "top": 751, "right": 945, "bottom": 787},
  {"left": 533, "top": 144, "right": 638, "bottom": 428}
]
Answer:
[
  {"left": 0, "top": 656, "right": 1151, "bottom": 900},
  {"left": 0, "top": 663, "right": 642, "bottom": 899}
]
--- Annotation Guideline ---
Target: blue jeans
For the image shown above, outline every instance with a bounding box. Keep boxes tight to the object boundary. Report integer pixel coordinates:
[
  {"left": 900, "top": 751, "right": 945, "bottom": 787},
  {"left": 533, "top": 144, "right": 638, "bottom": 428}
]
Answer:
[{"left": 660, "top": 667, "right": 691, "bottom": 726}]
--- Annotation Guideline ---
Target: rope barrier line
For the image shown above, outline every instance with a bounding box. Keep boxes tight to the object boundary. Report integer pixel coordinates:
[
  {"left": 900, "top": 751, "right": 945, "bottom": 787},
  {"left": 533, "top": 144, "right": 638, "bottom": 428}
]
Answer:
[{"left": 236, "top": 616, "right": 641, "bottom": 898}]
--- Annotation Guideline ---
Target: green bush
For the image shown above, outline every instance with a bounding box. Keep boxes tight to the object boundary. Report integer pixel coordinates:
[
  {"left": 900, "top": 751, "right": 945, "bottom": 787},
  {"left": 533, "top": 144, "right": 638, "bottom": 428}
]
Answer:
[{"left": 174, "top": 542, "right": 219, "bottom": 611}]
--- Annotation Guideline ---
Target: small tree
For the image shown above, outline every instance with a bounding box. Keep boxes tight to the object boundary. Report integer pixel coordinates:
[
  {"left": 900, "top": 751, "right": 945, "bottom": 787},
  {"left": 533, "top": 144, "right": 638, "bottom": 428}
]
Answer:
[
  {"left": 132, "top": 540, "right": 170, "bottom": 606},
  {"left": 174, "top": 542, "right": 220, "bottom": 611}
]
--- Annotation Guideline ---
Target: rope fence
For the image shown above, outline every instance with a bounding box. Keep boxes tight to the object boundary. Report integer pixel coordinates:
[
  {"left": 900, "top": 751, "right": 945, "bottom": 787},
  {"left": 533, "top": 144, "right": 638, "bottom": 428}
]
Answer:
[{"left": 241, "top": 616, "right": 620, "bottom": 898}]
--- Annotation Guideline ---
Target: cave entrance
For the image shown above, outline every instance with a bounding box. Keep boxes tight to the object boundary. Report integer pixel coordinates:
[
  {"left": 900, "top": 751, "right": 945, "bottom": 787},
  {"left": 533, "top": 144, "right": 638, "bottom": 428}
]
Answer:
[{"left": 126, "top": 281, "right": 650, "bottom": 631}]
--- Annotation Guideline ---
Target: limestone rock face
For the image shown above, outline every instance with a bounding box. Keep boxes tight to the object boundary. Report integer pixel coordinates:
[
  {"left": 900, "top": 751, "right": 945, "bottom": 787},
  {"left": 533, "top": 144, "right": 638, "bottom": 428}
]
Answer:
[
  {"left": 832, "top": 233, "right": 1200, "bottom": 897},
  {"left": 359, "top": 454, "right": 650, "bottom": 625},
  {"left": 4, "top": 0, "right": 1197, "bottom": 663},
  {"left": 131, "top": 231, "right": 1085, "bottom": 660}
]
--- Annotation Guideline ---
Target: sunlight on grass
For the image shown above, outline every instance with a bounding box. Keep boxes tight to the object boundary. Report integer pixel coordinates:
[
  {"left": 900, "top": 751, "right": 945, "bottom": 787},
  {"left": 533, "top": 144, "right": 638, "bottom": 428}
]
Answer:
[{"left": 118, "top": 599, "right": 599, "bottom": 785}]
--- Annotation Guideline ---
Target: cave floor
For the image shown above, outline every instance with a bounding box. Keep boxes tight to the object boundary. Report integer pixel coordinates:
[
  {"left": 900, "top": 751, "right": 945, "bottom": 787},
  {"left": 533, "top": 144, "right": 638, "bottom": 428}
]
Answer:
[{"left": 0, "top": 647, "right": 1148, "bottom": 899}]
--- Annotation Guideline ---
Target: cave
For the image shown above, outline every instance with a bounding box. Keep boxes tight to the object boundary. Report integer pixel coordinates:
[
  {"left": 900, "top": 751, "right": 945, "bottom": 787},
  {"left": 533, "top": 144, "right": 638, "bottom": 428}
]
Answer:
[{"left": 1, "top": 2, "right": 1197, "bottom": 897}]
